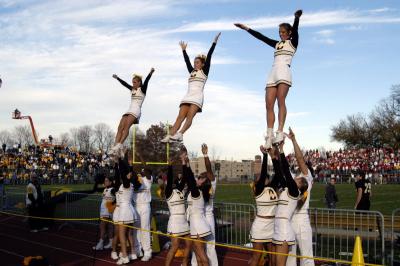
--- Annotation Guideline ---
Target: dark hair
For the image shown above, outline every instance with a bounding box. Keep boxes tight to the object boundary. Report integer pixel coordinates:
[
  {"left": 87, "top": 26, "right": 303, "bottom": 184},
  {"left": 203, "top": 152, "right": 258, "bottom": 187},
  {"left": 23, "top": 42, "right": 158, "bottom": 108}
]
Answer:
[
  {"left": 296, "top": 177, "right": 309, "bottom": 210},
  {"left": 194, "top": 55, "right": 206, "bottom": 64},
  {"left": 306, "top": 161, "right": 315, "bottom": 178},
  {"left": 199, "top": 177, "right": 211, "bottom": 203},
  {"left": 279, "top": 23, "right": 293, "bottom": 36}
]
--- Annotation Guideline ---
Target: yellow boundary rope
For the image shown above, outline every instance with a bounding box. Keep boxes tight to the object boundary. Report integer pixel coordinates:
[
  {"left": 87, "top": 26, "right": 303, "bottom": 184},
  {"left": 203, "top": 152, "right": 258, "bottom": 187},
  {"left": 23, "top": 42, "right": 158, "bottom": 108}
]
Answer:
[{"left": 0, "top": 210, "right": 382, "bottom": 265}]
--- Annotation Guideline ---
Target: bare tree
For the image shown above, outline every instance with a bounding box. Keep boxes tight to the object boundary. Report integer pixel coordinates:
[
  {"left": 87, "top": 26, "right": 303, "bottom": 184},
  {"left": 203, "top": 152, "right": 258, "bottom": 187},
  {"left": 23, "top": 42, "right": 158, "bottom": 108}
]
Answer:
[
  {"left": 13, "top": 125, "right": 34, "bottom": 146},
  {"left": 0, "top": 130, "right": 14, "bottom": 147},
  {"left": 70, "top": 128, "right": 79, "bottom": 148},
  {"left": 58, "top": 132, "right": 71, "bottom": 146},
  {"left": 77, "top": 125, "right": 94, "bottom": 152},
  {"left": 93, "top": 123, "right": 114, "bottom": 152}
]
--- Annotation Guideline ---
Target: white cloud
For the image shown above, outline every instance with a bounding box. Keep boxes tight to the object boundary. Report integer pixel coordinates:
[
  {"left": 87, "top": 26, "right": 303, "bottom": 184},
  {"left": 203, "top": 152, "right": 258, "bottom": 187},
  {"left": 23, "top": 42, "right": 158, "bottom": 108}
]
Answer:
[{"left": 172, "top": 9, "right": 400, "bottom": 33}]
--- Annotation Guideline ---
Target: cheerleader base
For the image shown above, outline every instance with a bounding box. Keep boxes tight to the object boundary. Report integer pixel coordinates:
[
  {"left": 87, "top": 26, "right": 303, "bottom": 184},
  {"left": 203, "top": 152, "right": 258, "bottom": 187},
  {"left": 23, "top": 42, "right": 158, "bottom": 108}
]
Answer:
[
  {"left": 167, "top": 214, "right": 190, "bottom": 236},
  {"left": 250, "top": 216, "right": 274, "bottom": 243},
  {"left": 272, "top": 218, "right": 296, "bottom": 245}
]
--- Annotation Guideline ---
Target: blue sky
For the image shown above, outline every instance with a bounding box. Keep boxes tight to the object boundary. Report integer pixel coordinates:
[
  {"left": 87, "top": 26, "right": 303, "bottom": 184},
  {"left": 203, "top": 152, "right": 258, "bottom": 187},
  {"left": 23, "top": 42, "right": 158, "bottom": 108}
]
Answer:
[{"left": 0, "top": 0, "right": 399, "bottom": 159}]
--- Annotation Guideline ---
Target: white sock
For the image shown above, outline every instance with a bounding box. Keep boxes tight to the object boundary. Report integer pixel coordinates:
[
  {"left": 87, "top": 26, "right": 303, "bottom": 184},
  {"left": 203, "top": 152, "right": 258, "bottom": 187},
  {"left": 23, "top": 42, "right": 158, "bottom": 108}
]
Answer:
[{"left": 267, "top": 128, "right": 273, "bottom": 136}]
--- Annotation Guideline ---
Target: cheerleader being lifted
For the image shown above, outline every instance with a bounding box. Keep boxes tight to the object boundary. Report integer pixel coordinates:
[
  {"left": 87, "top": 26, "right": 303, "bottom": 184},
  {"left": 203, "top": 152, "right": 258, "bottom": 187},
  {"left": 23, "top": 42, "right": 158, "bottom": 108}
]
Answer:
[
  {"left": 161, "top": 33, "right": 221, "bottom": 143},
  {"left": 235, "top": 10, "right": 302, "bottom": 149}
]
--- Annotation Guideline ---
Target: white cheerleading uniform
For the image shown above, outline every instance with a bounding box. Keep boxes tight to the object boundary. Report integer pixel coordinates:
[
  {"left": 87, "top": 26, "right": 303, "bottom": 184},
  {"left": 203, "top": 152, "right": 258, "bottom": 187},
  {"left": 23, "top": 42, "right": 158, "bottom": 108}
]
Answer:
[
  {"left": 273, "top": 187, "right": 299, "bottom": 245},
  {"left": 133, "top": 176, "right": 153, "bottom": 257},
  {"left": 180, "top": 69, "right": 207, "bottom": 112},
  {"left": 250, "top": 187, "right": 278, "bottom": 243},
  {"left": 266, "top": 40, "right": 296, "bottom": 88},
  {"left": 287, "top": 170, "right": 315, "bottom": 266},
  {"left": 192, "top": 179, "right": 218, "bottom": 266},
  {"left": 100, "top": 187, "right": 115, "bottom": 218},
  {"left": 167, "top": 189, "right": 190, "bottom": 236},
  {"left": 113, "top": 184, "right": 138, "bottom": 224},
  {"left": 124, "top": 87, "right": 145, "bottom": 122},
  {"left": 187, "top": 191, "right": 211, "bottom": 239}
]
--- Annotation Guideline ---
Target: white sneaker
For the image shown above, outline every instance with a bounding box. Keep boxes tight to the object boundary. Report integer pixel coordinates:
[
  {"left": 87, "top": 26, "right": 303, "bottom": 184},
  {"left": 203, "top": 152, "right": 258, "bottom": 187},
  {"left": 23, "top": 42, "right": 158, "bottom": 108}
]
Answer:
[
  {"left": 118, "top": 144, "right": 125, "bottom": 159},
  {"left": 30, "top": 229, "right": 38, "bottom": 233},
  {"left": 169, "top": 132, "right": 183, "bottom": 142},
  {"left": 263, "top": 135, "right": 272, "bottom": 150},
  {"left": 141, "top": 255, "right": 152, "bottom": 262},
  {"left": 116, "top": 256, "right": 130, "bottom": 265},
  {"left": 274, "top": 131, "right": 284, "bottom": 145},
  {"left": 103, "top": 240, "right": 112, "bottom": 249},
  {"left": 111, "top": 251, "right": 119, "bottom": 260},
  {"left": 136, "top": 249, "right": 143, "bottom": 257},
  {"left": 92, "top": 240, "right": 104, "bottom": 250},
  {"left": 161, "top": 135, "right": 171, "bottom": 143},
  {"left": 129, "top": 253, "right": 138, "bottom": 260}
]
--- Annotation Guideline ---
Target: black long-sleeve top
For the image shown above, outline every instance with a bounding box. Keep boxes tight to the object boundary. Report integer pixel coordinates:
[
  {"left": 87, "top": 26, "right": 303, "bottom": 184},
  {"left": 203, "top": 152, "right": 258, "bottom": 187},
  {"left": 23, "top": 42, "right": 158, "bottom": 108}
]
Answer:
[
  {"left": 247, "top": 16, "right": 300, "bottom": 49},
  {"left": 254, "top": 153, "right": 284, "bottom": 196},
  {"left": 183, "top": 42, "right": 216, "bottom": 76},
  {"left": 183, "top": 164, "right": 200, "bottom": 198},
  {"left": 280, "top": 153, "right": 300, "bottom": 198},
  {"left": 165, "top": 165, "right": 186, "bottom": 199},
  {"left": 116, "top": 70, "right": 153, "bottom": 94}
]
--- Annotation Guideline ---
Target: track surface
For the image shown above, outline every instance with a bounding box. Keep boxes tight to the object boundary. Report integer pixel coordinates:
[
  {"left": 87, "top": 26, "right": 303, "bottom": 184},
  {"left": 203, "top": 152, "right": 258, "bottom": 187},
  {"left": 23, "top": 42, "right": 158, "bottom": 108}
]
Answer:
[{"left": 0, "top": 214, "right": 251, "bottom": 266}]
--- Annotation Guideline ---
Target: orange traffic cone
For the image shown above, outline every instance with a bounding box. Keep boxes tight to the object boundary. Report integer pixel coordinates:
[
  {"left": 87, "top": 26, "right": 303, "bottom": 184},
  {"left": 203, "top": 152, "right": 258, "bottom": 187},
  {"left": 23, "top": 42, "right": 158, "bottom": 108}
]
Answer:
[{"left": 352, "top": 236, "right": 365, "bottom": 266}]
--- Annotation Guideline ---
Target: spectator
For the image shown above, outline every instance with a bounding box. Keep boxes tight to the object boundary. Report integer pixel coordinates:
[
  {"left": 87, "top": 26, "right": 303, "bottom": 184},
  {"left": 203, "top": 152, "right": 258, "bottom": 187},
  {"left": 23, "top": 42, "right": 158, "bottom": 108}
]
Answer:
[
  {"left": 325, "top": 177, "right": 338, "bottom": 209},
  {"left": 26, "top": 173, "right": 45, "bottom": 232},
  {"left": 354, "top": 171, "right": 371, "bottom": 210}
]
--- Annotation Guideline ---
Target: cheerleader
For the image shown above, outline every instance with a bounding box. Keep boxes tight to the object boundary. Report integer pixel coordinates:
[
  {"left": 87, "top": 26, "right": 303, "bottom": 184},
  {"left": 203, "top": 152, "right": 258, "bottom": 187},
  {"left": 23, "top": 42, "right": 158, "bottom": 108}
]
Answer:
[
  {"left": 273, "top": 140, "right": 308, "bottom": 266},
  {"left": 249, "top": 145, "right": 283, "bottom": 266},
  {"left": 111, "top": 156, "right": 141, "bottom": 265},
  {"left": 285, "top": 128, "right": 315, "bottom": 266},
  {"left": 182, "top": 146, "right": 211, "bottom": 266},
  {"left": 191, "top": 143, "right": 218, "bottom": 266},
  {"left": 93, "top": 176, "right": 115, "bottom": 251},
  {"left": 110, "top": 68, "right": 155, "bottom": 157},
  {"left": 161, "top": 33, "right": 221, "bottom": 143},
  {"left": 165, "top": 158, "right": 191, "bottom": 266},
  {"left": 234, "top": 10, "right": 302, "bottom": 149}
]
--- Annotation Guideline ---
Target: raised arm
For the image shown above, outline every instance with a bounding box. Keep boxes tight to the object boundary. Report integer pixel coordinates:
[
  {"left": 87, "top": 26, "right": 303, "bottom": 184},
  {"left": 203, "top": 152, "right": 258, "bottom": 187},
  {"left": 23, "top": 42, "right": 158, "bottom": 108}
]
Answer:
[
  {"left": 180, "top": 41, "right": 194, "bottom": 73},
  {"left": 112, "top": 74, "right": 133, "bottom": 91},
  {"left": 254, "top": 147, "right": 269, "bottom": 196},
  {"left": 118, "top": 157, "right": 133, "bottom": 188},
  {"left": 280, "top": 151, "right": 300, "bottom": 198},
  {"left": 180, "top": 146, "right": 200, "bottom": 198},
  {"left": 141, "top": 68, "right": 155, "bottom": 94},
  {"left": 201, "top": 143, "right": 215, "bottom": 181},
  {"left": 291, "top": 10, "right": 302, "bottom": 48},
  {"left": 269, "top": 145, "right": 285, "bottom": 189},
  {"left": 287, "top": 127, "right": 308, "bottom": 176},
  {"left": 165, "top": 165, "right": 174, "bottom": 199},
  {"left": 234, "top": 23, "right": 278, "bottom": 48},
  {"left": 203, "top": 32, "right": 220, "bottom": 76}
]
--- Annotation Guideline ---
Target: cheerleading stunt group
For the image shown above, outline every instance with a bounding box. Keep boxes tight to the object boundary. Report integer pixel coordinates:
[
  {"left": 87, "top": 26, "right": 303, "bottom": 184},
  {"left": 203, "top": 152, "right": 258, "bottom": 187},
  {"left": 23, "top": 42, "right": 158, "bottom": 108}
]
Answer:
[{"left": 94, "top": 9, "right": 314, "bottom": 266}]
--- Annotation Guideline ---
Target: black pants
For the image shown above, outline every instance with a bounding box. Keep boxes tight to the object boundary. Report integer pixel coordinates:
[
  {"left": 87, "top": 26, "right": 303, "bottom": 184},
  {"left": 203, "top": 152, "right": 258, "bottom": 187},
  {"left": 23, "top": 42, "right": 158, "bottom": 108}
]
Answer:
[
  {"left": 27, "top": 205, "right": 42, "bottom": 230},
  {"left": 356, "top": 200, "right": 370, "bottom": 211}
]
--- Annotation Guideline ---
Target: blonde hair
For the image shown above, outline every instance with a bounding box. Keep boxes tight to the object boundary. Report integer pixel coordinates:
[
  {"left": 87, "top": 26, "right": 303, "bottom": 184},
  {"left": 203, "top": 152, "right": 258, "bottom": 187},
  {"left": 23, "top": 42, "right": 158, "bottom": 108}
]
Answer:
[
  {"left": 132, "top": 74, "right": 143, "bottom": 84},
  {"left": 195, "top": 54, "right": 207, "bottom": 63}
]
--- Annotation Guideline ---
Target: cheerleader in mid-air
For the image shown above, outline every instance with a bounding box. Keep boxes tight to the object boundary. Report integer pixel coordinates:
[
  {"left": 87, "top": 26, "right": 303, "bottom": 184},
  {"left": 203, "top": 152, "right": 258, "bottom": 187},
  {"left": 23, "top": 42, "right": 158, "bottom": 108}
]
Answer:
[
  {"left": 161, "top": 33, "right": 221, "bottom": 143},
  {"left": 110, "top": 68, "right": 155, "bottom": 157},
  {"left": 182, "top": 146, "right": 211, "bottom": 266},
  {"left": 164, "top": 155, "right": 191, "bottom": 266},
  {"left": 272, "top": 135, "right": 308, "bottom": 266},
  {"left": 249, "top": 145, "right": 283, "bottom": 266},
  {"left": 234, "top": 10, "right": 302, "bottom": 149}
]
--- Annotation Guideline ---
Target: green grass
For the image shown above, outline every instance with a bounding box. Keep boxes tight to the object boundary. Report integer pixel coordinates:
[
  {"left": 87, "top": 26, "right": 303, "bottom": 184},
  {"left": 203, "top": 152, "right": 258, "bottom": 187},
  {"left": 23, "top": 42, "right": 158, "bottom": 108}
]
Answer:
[{"left": 5, "top": 183, "right": 400, "bottom": 215}]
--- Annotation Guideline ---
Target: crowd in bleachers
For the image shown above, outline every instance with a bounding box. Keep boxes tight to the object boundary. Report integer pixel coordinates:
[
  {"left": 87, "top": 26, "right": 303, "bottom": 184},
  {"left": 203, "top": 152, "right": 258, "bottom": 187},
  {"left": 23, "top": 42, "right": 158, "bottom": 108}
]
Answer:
[
  {"left": 287, "top": 147, "right": 400, "bottom": 184},
  {"left": 0, "top": 144, "right": 112, "bottom": 185}
]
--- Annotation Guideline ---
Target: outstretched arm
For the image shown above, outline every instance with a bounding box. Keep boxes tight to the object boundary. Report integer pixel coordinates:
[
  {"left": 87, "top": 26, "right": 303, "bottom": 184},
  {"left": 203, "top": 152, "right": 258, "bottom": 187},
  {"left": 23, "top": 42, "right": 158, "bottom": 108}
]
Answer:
[
  {"left": 112, "top": 74, "right": 133, "bottom": 91},
  {"left": 280, "top": 150, "right": 300, "bottom": 198},
  {"left": 287, "top": 127, "right": 308, "bottom": 176},
  {"left": 254, "top": 146, "right": 269, "bottom": 196},
  {"left": 291, "top": 10, "right": 302, "bottom": 48},
  {"left": 269, "top": 144, "right": 285, "bottom": 189},
  {"left": 180, "top": 41, "right": 194, "bottom": 73},
  {"left": 201, "top": 143, "right": 215, "bottom": 181},
  {"left": 234, "top": 23, "right": 278, "bottom": 48},
  {"left": 141, "top": 68, "right": 155, "bottom": 94},
  {"left": 203, "top": 32, "right": 220, "bottom": 76}
]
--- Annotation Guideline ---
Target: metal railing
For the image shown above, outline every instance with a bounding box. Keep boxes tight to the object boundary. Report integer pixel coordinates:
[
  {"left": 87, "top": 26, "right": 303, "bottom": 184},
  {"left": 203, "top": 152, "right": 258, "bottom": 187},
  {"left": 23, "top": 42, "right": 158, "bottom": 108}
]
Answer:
[
  {"left": 310, "top": 208, "right": 385, "bottom": 265},
  {"left": 1, "top": 191, "right": 394, "bottom": 265},
  {"left": 391, "top": 208, "right": 400, "bottom": 266}
]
